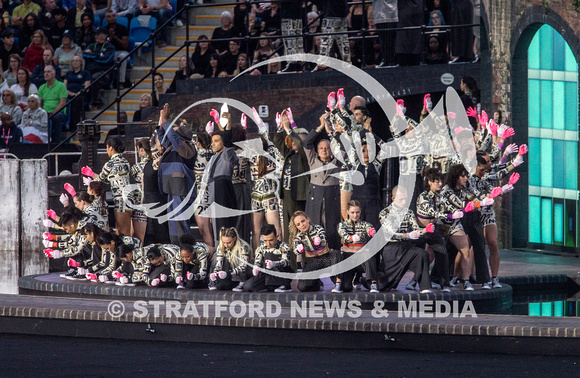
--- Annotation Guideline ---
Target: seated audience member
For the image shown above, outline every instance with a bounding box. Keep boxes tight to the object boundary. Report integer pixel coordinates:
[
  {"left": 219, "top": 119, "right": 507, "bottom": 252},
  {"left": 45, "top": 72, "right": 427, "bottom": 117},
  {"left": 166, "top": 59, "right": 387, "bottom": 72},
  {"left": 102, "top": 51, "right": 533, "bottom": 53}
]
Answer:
[
  {"left": 133, "top": 93, "right": 153, "bottom": 122},
  {"left": 168, "top": 55, "right": 192, "bottom": 93},
  {"left": 93, "top": 0, "right": 112, "bottom": 20},
  {"left": 31, "top": 49, "right": 62, "bottom": 88},
  {"left": 151, "top": 72, "right": 166, "bottom": 107},
  {"left": 83, "top": 28, "right": 115, "bottom": 109},
  {"left": 4, "top": 53, "right": 21, "bottom": 87},
  {"left": 66, "top": 0, "right": 94, "bottom": 30},
  {"left": 204, "top": 53, "right": 223, "bottom": 78},
  {"left": 20, "top": 94, "right": 49, "bottom": 143},
  {"left": 211, "top": 11, "right": 239, "bottom": 54},
  {"left": 267, "top": 53, "right": 281, "bottom": 74},
  {"left": 75, "top": 13, "right": 97, "bottom": 51},
  {"left": 64, "top": 54, "right": 91, "bottom": 130},
  {"left": 38, "top": 65, "right": 67, "bottom": 142},
  {"left": 253, "top": 33, "right": 275, "bottom": 74},
  {"left": 0, "top": 112, "right": 23, "bottom": 149},
  {"left": 11, "top": 0, "right": 41, "bottom": 31},
  {"left": 23, "top": 30, "right": 52, "bottom": 73},
  {"left": 190, "top": 35, "right": 214, "bottom": 78},
  {"left": 0, "top": 31, "right": 21, "bottom": 72},
  {"left": 133, "top": 0, "right": 172, "bottom": 47},
  {"left": 424, "top": 35, "right": 449, "bottom": 65},
  {"left": 48, "top": 8, "right": 69, "bottom": 50},
  {"left": 104, "top": 10, "right": 130, "bottom": 88},
  {"left": 0, "top": 89, "right": 23, "bottom": 125},
  {"left": 0, "top": 73, "right": 8, "bottom": 94},
  {"left": 111, "top": 0, "right": 138, "bottom": 18},
  {"left": 53, "top": 29, "right": 82, "bottom": 78},
  {"left": 39, "top": 0, "right": 59, "bottom": 32},
  {"left": 221, "top": 40, "right": 241, "bottom": 76},
  {"left": 20, "top": 14, "right": 43, "bottom": 54},
  {"left": 10, "top": 67, "right": 38, "bottom": 107}
]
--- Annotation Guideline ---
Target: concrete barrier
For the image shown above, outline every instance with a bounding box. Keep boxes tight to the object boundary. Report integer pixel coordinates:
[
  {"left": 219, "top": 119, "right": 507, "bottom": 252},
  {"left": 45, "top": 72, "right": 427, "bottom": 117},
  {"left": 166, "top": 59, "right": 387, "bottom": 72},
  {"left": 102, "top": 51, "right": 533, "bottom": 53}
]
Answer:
[{"left": 0, "top": 159, "right": 48, "bottom": 294}]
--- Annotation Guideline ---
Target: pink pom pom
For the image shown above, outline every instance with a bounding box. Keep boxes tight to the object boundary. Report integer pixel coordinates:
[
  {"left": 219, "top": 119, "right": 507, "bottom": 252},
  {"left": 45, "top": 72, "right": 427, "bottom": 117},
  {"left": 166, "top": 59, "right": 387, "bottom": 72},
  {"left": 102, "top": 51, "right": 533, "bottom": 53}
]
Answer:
[{"left": 210, "top": 109, "right": 220, "bottom": 124}]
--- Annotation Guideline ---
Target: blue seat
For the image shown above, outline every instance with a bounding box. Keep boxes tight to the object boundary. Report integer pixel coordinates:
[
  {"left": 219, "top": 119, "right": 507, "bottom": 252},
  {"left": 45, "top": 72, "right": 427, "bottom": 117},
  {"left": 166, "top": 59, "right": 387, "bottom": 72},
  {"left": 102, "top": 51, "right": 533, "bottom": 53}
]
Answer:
[
  {"left": 129, "top": 17, "right": 157, "bottom": 53},
  {"left": 117, "top": 16, "right": 129, "bottom": 29}
]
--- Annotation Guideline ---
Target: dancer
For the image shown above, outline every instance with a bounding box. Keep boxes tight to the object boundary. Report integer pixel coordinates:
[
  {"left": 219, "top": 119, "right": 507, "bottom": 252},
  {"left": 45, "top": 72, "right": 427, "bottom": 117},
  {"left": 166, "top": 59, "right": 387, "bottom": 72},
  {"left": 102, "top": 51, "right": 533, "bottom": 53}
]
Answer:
[{"left": 209, "top": 226, "right": 252, "bottom": 291}]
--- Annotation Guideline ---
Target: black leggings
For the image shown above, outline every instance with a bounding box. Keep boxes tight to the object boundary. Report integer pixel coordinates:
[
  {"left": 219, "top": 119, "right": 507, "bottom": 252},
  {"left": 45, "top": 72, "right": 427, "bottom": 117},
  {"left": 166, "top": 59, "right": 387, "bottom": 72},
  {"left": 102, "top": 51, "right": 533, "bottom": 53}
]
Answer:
[{"left": 297, "top": 250, "right": 340, "bottom": 292}]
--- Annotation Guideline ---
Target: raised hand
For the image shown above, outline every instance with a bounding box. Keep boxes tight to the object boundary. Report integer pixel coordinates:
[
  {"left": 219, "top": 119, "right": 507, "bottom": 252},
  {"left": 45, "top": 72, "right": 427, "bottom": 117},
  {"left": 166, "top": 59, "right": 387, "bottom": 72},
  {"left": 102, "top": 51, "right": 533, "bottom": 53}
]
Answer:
[
  {"left": 424, "top": 94, "right": 433, "bottom": 113},
  {"left": 503, "top": 143, "right": 517, "bottom": 155},
  {"left": 64, "top": 183, "right": 76, "bottom": 196},
  {"left": 240, "top": 113, "right": 247, "bottom": 129},
  {"left": 80, "top": 166, "right": 94, "bottom": 177},
  {"left": 508, "top": 172, "right": 520, "bottom": 185},
  {"left": 59, "top": 193, "right": 69, "bottom": 206},
  {"left": 210, "top": 109, "right": 220, "bottom": 124},
  {"left": 205, "top": 121, "right": 214, "bottom": 134},
  {"left": 82, "top": 177, "right": 93, "bottom": 186},
  {"left": 425, "top": 223, "right": 435, "bottom": 233},
  {"left": 327, "top": 91, "right": 336, "bottom": 110},
  {"left": 489, "top": 187, "right": 503, "bottom": 199},
  {"left": 481, "top": 197, "right": 494, "bottom": 207},
  {"left": 466, "top": 106, "right": 477, "bottom": 118},
  {"left": 518, "top": 144, "right": 528, "bottom": 156}
]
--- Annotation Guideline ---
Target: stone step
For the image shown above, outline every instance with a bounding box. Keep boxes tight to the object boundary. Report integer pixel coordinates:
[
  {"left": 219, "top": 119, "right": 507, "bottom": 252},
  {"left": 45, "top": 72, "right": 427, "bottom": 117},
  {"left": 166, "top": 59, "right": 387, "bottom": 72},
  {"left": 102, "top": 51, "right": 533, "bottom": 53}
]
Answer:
[{"left": 194, "top": 14, "right": 221, "bottom": 26}]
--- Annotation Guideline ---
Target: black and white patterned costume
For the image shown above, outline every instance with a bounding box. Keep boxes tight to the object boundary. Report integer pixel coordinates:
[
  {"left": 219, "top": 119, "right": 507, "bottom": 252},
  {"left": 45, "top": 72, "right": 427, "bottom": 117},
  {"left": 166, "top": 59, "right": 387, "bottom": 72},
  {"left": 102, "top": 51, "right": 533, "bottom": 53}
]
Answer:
[
  {"left": 94, "top": 153, "right": 132, "bottom": 213},
  {"left": 244, "top": 240, "right": 293, "bottom": 291},
  {"left": 130, "top": 155, "right": 150, "bottom": 222},
  {"left": 193, "top": 147, "right": 214, "bottom": 216},
  {"left": 174, "top": 242, "right": 210, "bottom": 284}
]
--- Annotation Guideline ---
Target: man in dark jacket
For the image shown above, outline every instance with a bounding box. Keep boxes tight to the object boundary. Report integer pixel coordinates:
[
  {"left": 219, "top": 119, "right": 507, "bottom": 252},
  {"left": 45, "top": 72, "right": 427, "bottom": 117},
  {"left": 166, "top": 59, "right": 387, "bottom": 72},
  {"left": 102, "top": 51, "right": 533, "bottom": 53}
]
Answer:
[
  {"left": 156, "top": 104, "right": 197, "bottom": 245},
  {"left": 83, "top": 28, "right": 115, "bottom": 108}
]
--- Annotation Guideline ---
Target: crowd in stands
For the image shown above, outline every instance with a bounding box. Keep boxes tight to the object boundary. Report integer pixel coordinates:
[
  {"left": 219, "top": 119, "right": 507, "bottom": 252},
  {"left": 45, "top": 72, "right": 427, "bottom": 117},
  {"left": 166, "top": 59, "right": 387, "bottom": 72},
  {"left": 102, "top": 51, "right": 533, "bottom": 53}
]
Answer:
[
  {"left": 179, "top": 0, "right": 481, "bottom": 79},
  {"left": 0, "top": 0, "right": 147, "bottom": 145},
  {"left": 40, "top": 81, "right": 527, "bottom": 294}
]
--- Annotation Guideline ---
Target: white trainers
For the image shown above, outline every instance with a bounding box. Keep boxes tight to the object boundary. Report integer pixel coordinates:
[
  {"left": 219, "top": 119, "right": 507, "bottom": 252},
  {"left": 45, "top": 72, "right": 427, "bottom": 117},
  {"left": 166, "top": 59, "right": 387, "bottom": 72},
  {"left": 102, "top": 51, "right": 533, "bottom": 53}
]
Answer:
[
  {"left": 405, "top": 280, "right": 417, "bottom": 291},
  {"left": 420, "top": 289, "right": 433, "bottom": 294},
  {"left": 274, "top": 285, "right": 292, "bottom": 293},
  {"left": 232, "top": 282, "right": 244, "bottom": 292},
  {"left": 331, "top": 282, "right": 343, "bottom": 293},
  {"left": 482, "top": 281, "right": 492, "bottom": 290},
  {"left": 449, "top": 276, "right": 459, "bottom": 287},
  {"left": 463, "top": 281, "right": 474, "bottom": 291},
  {"left": 176, "top": 284, "right": 185, "bottom": 290},
  {"left": 492, "top": 277, "right": 503, "bottom": 288},
  {"left": 441, "top": 286, "right": 451, "bottom": 293},
  {"left": 370, "top": 283, "right": 379, "bottom": 293},
  {"left": 208, "top": 281, "right": 217, "bottom": 290},
  {"left": 175, "top": 19, "right": 184, "bottom": 27}
]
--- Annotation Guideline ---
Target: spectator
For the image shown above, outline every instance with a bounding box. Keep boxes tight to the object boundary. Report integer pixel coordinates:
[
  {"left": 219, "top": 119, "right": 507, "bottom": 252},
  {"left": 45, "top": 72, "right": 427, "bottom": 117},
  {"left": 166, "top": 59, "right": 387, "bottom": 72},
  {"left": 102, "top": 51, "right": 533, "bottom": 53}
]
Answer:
[
  {"left": 20, "top": 94, "right": 49, "bottom": 143},
  {"left": 191, "top": 35, "right": 215, "bottom": 78},
  {"left": 39, "top": 0, "right": 58, "bottom": 31},
  {"left": 241, "top": 12, "right": 262, "bottom": 56},
  {"left": 75, "top": 13, "right": 97, "bottom": 51},
  {"left": 48, "top": 8, "right": 68, "bottom": 50},
  {"left": 53, "top": 29, "right": 82, "bottom": 78},
  {"left": 104, "top": 111, "right": 127, "bottom": 140},
  {"left": 211, "top": 11, "right": 239, "bottom": 54},
  {"left": 61, "top": 0, "right": 77, "bottom": 11},
  {"left": 221, "top": 40, "right": 241, "bottom": 75},
  {"left": 304, "top": 11, "right": 321, "bottom": 54},
  {"left": 110, "top": 0, "right": 138, "bottom": 19},
  {"left": 424, "top": 35, "right": 450, "bottom": 65},
  {"left": 23, "top": 30, "right": 52, "bottom": 73},
  {"left": 253, "top": 33, "right": 274, "bottom": 74},
  {"left": 11, "top": 0, "right": 41, "bottom": 30},
  {"left": 103, "top": 10, "right": 129, "bottom": 88},
  {"left": 66, "top": 0, "right": 94, "bottom": 30},
  {"left": 134, "top": 0, "right": 172, "bottom": 47},
  {"left": 4, "top": 54, "right": 21, "bottom": 86},
  {"left": 10, "top": 67, "right": 37, "bottom": 107},
  {"left": 38, "top": 65, "right": 67, "bottom": 142},
  {"left": 260, "top": 2, "right": 281, "bottom": 37},
  {"left": 348, "top": 2, "right": 371, "bottom": 32},
  {"left": 233, "top": 0, "right": 256, "bottom": 33},
  {"left": 0, "top": 89, "right": 23, "bottom": 124},
  {"left": 151, "top": 72, "right": 166, "bottom": 107},
  {"left": 426, "top": 11, "right": 448, "bottom": 53},
  {"left": 20, "top": 13, "right": 43, "bottom": 54},
  {"left": 132, "top": 93, "right": 152, "bottom": 122},
  {"left": 232, "top": 53, "right": 249, "bottom": 76},
  {"left": 0, "top": 112, "right": 23, "bottom": 150},
  {"left": 449, "top": 0, "right": 474, "bottom": 63},
  {"left": 93, "top": 0, "right": 112, "bottom": 20},
  {"left": 0, "top": 31, "right": 20, "bottom": 72},
  {"left": 31, "top": 49, "right": 62, "bottom": 87},
  {"left": 168, "top": 55, "right": 192, "bottom": 93},
  {"left": 394, "top": 0, "right": 422, "bottom": 66},
  {"left": 64, "top": 54, "right": 90, "bottom": 130},
  {"left": 373, "top": 0, "right": 398, "bottom": 68},
  {"left": 279, "top": 0, "right": 303, "bottom": 73},
  {"left": 204, "top": 53, "right": 223, "bottom": 78},
  {"left": 426, "top": 0, "right": 451, "bottom": 27},
  {"left": 266, "top": 53, "right": 281, "bottom": 74},
  {"left": 83, "top": 27, "right": 115, "bottom": 109},
  {"left": 0, "top": 15, "right": 8, "bottom": 37}
]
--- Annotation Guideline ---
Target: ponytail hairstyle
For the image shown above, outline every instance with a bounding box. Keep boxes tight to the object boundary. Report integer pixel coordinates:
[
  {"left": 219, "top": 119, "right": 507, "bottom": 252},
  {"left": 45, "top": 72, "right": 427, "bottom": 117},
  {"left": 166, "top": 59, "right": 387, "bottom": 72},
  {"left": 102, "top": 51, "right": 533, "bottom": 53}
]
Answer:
[
  {"left": 136, "top": 138, "right": 152, "bottom": 160},
  {"left": 88, "top": 181, "right": 106, "bottom": 207},
  {"left": 106, "top": 136, "right": 125, "bottom": 153},
  {"left": 60, "top": 206, "right": 84, "bottom": 226},
  {"left": 179, "top": 233, "right": 197, "bottom": 254},
  {"left": 76, "top": 191, "right": 95, "bottom": 206},
  {"left": 146, "top": 245, "right": 162, "bottom": 260},
  {"left": 218, "top": 227, "right": 249, "bottom": 268}
]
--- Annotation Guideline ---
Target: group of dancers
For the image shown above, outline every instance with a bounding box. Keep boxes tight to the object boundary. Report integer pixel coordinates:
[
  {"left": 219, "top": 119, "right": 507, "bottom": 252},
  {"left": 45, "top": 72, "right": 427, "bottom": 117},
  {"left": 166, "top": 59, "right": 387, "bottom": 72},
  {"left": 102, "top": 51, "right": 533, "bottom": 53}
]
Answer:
[{"left": 42, "top": 88, "right": 527, "bottom": 294}]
